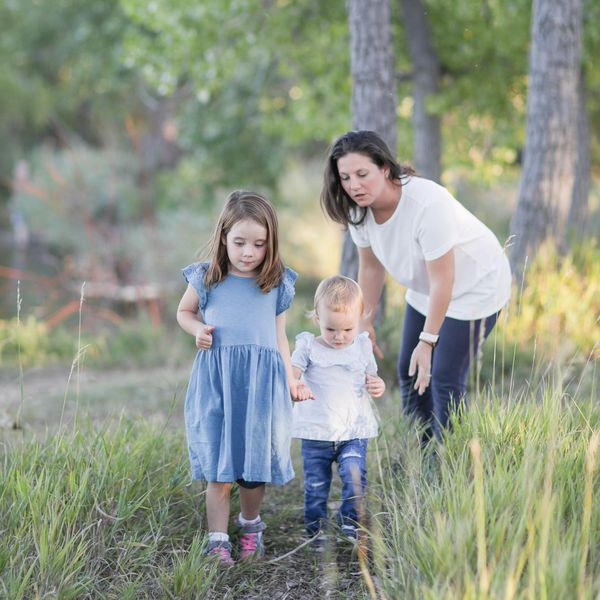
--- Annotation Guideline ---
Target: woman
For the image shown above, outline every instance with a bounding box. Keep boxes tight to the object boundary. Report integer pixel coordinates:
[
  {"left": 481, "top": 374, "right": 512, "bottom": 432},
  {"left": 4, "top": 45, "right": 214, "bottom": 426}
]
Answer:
[{"left": 321, "top": 130, "right": 511, "bottom": 440}]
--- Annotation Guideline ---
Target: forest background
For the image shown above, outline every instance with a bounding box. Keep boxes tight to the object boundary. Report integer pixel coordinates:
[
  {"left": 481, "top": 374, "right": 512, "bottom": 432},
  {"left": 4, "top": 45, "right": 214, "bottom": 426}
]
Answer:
[{"left": 0, "top": 1, "right": 599, "bottom": 599}]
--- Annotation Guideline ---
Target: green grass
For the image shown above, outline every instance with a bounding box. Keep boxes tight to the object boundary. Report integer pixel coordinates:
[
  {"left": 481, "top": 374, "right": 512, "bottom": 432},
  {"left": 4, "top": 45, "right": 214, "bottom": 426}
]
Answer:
[
  {"left": 1, "top": 379, "right": 598, "bottom": 599},
  {"left": 369, "top": 391, "right": 600, "bottom": 599}
]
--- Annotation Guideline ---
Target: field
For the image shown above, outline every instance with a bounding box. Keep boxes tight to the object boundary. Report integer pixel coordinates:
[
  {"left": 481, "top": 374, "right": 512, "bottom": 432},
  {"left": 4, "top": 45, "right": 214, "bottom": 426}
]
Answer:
[{"left": 1, "top": 297, "right": 598, "bottom": 599}]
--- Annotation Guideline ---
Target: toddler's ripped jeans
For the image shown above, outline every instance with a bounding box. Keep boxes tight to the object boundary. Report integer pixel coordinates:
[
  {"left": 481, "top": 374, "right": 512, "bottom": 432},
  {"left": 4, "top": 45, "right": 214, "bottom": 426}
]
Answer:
[{"left": 300, "top": 438, "right": 368, "bottom": 536}]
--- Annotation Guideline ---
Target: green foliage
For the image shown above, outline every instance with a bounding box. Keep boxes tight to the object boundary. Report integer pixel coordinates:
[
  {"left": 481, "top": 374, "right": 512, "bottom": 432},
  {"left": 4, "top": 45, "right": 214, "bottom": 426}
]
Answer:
[
  {"left": 502, "top": 240, "right": 600, "bottom": 361},
  {"left": 120, "top": 0, "right": 351, "bottom": 193},
  {"left": 12, "top": 144, "right": 212, "bottom": 293},
  {"left": 0, "top": 315, "right": 50, "bottom": 367}
]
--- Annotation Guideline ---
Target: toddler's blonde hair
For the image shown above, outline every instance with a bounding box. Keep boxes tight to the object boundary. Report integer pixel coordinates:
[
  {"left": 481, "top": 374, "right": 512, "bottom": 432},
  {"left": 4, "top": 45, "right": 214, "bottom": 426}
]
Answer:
[{"left": 313, "top": 275, "right": 364, "bottom": 316}]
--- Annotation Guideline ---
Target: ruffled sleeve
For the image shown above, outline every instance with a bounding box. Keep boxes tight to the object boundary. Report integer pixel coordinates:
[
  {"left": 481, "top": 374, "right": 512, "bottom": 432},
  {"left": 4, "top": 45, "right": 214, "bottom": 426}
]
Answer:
[
  {"left": 291, "top": 331, "right": 313, "bottom": 372},
  {"left": 276, "top": 267, "right": 297, "bottom": 315},
  {"left": 357, "top": 331, "right": 378, "bottom": 375},
  {"left": 182, "top": 262, "right": 209, "bottom": 312}
]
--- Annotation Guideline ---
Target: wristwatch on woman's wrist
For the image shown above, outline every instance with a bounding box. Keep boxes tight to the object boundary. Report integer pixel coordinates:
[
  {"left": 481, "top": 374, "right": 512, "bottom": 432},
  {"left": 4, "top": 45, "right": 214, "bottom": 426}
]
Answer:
[{"left": 418, "top": 331, "right": 439, "bottom": 348}]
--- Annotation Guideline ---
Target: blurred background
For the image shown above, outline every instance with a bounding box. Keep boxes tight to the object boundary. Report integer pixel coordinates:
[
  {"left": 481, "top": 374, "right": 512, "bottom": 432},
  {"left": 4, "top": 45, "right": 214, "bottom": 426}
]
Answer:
[{"left": 0, "top": 0, "right": 598, "bottom": 420}]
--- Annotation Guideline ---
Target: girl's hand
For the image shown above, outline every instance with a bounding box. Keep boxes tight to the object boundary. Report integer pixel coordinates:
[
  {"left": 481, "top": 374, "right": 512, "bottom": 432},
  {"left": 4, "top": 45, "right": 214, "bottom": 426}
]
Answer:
[
  {"left": 195, "top": 324, "right": 215, "bottom": 350},
  {"left": 366, "top": 374, "right": 386, "bottom": 398},
  {"left": 361, "top": 320, "right": 384, "bottom": 360},
  {"left": 290, "top": 379, "right": 314, "bottom": 402},
  {"left": 408, "top": 341, "right": 432, "bottom": 395}
]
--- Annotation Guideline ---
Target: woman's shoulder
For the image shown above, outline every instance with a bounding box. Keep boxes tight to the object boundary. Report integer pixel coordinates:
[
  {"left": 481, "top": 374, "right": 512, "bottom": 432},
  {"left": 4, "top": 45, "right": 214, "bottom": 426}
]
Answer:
[{"left": 403, "top": 176, "right": 454, "bottom": 206}]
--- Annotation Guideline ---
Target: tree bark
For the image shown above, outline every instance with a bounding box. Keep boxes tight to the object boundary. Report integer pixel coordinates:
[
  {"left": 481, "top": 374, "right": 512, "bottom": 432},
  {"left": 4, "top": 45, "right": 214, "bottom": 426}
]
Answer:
[
  {"left": 567, "top": 65, "right": 591, "bottom": 238},
  {"left": 343, "top": 0, "right": 397, "bottom": 288},
  {"left": 399, "top": 0, "right": 442, "bottom": 182},
  {"left": 509, "top": 0, "right": 583, "bottom": 276}
]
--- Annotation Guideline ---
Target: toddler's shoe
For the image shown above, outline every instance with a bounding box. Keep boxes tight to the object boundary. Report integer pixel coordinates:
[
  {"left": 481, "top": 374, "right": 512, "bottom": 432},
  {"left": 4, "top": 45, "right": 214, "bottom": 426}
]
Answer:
[
  {"left": 237, "top": 518, "right": 266, "bottom": 560},
  {"left": 204, "top": 540, "right": 235, "bottom": 567},
  {"left": 338, "top": 524, "right": 358, "bottom": 544},
  {"left": 304, "top": 530, "right": 328, "bottom": 553}
]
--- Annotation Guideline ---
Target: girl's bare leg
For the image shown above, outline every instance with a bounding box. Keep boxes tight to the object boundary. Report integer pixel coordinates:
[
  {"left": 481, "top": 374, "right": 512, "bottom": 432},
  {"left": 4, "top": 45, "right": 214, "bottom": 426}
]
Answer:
[
  {"left": 206, "top": 482, "right": 233, "bottom": 532},
  {"left": 239, "top": 484, "right": 266, "bottom": 520}
]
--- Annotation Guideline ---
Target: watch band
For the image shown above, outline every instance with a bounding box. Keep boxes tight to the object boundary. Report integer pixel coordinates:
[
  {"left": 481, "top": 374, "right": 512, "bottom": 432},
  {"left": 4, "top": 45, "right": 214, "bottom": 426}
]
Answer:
[{"left": 419, "top": 331, "right": 439, "bottom": 347}]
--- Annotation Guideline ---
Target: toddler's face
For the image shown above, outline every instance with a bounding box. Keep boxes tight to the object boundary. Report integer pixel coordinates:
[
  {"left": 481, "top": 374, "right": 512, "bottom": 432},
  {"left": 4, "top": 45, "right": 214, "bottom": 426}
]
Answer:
[
  {"left": 316, "top": 302, "right": 361, "bottom": 349},
  {"left": 224, "top": 218, "right": 268, "bottom": 277}
]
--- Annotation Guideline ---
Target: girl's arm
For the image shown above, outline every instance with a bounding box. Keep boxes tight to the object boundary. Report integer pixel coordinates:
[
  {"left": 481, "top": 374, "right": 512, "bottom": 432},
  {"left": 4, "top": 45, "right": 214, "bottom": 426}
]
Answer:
[
  {"left": 276, "top": 313, "right": 313, "bottom": 400},
  {"left": 176, "top": 284, "right": 215, "bottom": 349},
  {"left": 292, "top": 366, "right": 314, "bottom": 401},
  {"left": 357, "top": 245, "right": 387, "bottom": 359},
  {"left": 409, "top": 249, "right": 455, "bottom": 394}
]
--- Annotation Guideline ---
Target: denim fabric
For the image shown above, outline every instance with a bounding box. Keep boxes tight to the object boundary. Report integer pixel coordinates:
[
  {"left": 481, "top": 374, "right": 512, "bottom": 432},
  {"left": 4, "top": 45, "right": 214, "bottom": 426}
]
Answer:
[
  {"left": 301, "top": 438, "right": 368, "bottom": 535},
  {"left": 397, "top": 303, "right": 499, "bottom": 440}
]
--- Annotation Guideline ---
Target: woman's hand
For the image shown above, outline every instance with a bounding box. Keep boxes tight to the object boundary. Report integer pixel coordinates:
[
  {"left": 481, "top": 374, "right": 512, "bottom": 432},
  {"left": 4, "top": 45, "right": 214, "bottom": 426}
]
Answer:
[
  {"left": 408, "top": 341, "right": 433, "bottom": 395},
  {"left": 366, "top": 374, "right": 386, "bottom": 398},
  {"left": 290, "top": 379, "right": 314, "bottom": 402},
  {"left": 361, "top": 320, "right": 384, "bottom": 360},
  {"left": 195, "top": 324, "right": 215, "bottom": 350}
]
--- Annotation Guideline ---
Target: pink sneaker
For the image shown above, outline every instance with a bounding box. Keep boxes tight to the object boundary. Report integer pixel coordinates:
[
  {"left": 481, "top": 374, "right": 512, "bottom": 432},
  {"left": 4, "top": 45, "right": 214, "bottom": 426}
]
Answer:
[
  {"left": 205, "top": 540, "right": 235, "bottom": 567},
  {"left": 237, "top": 519, "right": 266, "bottom": 560}
]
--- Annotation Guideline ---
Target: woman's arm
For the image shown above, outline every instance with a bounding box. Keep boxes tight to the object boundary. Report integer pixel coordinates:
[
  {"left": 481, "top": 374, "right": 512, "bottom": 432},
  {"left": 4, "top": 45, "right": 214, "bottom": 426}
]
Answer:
[
  {"left": 176, "top": 284, "right": 214, "bottom": 349},
  {"left": 357, "top": 245, "right": 387, "bottom": 359},
  {"left": 409, "top": 249, "right": 455, "bottom": 394}
]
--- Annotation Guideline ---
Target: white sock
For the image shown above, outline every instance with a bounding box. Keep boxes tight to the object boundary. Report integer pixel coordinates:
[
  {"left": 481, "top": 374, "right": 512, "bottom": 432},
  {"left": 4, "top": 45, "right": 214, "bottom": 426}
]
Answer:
[
  {"left": 238, "top": 513, "right": 261, "bottom": 526},
  {"left": 208, "top": 532, "right": 229, "bottom": 543}
]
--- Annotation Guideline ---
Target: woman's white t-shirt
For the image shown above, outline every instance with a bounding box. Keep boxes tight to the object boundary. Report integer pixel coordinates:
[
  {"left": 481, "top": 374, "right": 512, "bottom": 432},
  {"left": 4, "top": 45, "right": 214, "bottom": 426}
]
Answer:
[
  {"left": 291, "top": 331, "right": 379, "bottom": 442},
  {"left": 348, "top": 176, "right": 512, "bottom": 320}
]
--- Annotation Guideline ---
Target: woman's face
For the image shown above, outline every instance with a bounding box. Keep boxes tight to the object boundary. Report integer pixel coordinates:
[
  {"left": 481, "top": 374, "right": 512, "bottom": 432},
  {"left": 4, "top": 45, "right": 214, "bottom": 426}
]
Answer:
[{"left": 337, "top": 152, "right": 389, "bottom": 208}]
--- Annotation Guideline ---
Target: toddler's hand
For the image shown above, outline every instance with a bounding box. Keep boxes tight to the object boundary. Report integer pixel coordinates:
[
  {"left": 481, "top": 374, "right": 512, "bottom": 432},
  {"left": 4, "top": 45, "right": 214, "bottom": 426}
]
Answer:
[
  {"left": 195, "top": 324, "right": 215, "bottom": 350},
  {"left": 366, "top": 374, "right": 385, "bottom": 398},
  {"left": 290, "top": 379, "right": 314, "bottom": 402}
]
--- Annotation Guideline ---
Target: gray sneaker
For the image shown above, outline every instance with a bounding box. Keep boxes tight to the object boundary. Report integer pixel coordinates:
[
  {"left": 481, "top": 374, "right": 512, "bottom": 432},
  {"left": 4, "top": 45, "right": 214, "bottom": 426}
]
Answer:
[
  {"left": 237, "top": 519, "right": 266, "bottom": 560},
  {"left": 204, "top": 540, "right": 235, "bottom": 567}
]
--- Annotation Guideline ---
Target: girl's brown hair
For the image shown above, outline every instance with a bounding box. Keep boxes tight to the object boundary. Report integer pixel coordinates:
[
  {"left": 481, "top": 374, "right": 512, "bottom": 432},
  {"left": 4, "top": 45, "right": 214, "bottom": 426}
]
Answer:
[
  {"left": 320, "top": 130, "right": 416, "bottom": 227},
  {"left": 203, "top": 190, "right": 284, "bottom": 292}
]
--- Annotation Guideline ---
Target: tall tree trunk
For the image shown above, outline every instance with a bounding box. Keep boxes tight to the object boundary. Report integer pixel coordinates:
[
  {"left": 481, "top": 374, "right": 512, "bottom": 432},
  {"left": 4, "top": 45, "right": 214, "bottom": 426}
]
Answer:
[
  {"left": 509, "top": 0, "right": 583, "bottom": 276},
  {"left": 343, "top": 0, "right": 397, "bottom": 284},
  {"left": 399, "top": 0, "right": 442, "bottom": 182},
  {"left": 567, "top": 65, "right": 591, "bottom": 238}
]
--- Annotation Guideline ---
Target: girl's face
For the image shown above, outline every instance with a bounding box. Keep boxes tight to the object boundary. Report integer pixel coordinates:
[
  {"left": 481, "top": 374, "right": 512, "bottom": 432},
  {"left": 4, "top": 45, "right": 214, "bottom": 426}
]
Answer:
[
  {"left": 337, "top": 152, "right": 389, "bottom": 209},
  {"left": 224, "top": 218, "right": 268, "bottom": 277},
  {"left": 316, "top": 301, "right": 361, "bottom": 349}
]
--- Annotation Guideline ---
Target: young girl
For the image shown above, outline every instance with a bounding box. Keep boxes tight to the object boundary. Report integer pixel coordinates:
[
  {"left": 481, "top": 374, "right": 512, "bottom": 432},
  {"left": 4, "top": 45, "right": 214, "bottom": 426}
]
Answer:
[
  {"left": 291, "top": 275, "right": 385, "bottom": 546},
  {"left": 177, "top": 190, "right": 299, "bottom": 566}
]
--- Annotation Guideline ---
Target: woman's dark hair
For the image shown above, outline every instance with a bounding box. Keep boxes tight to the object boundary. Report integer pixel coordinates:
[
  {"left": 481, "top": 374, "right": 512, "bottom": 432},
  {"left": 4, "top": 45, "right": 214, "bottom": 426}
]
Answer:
[{"left": 320, "top": 130, "right": 415, "bottom": 226}]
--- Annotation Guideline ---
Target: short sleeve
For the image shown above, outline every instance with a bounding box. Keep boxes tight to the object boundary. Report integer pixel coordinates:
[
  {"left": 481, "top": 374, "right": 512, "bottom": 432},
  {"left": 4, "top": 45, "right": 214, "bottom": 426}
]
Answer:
[
  {"left": 276, "top": 267, "right": 297, "bottom": 315},
  {"left": 291, "top": 331, "right": 314, "bottom": 372},
  {"left": 357, "top": 331, "right": 378, "bottom": 375},
  {"left": 348, "top": 222, "right": 371, "bottom": 248},
  {"left": 415, "top": 192, "right": 459, "bottom": 261},
  {"left": 182, "top": 262, "right": 209, "bottom": 311}
]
